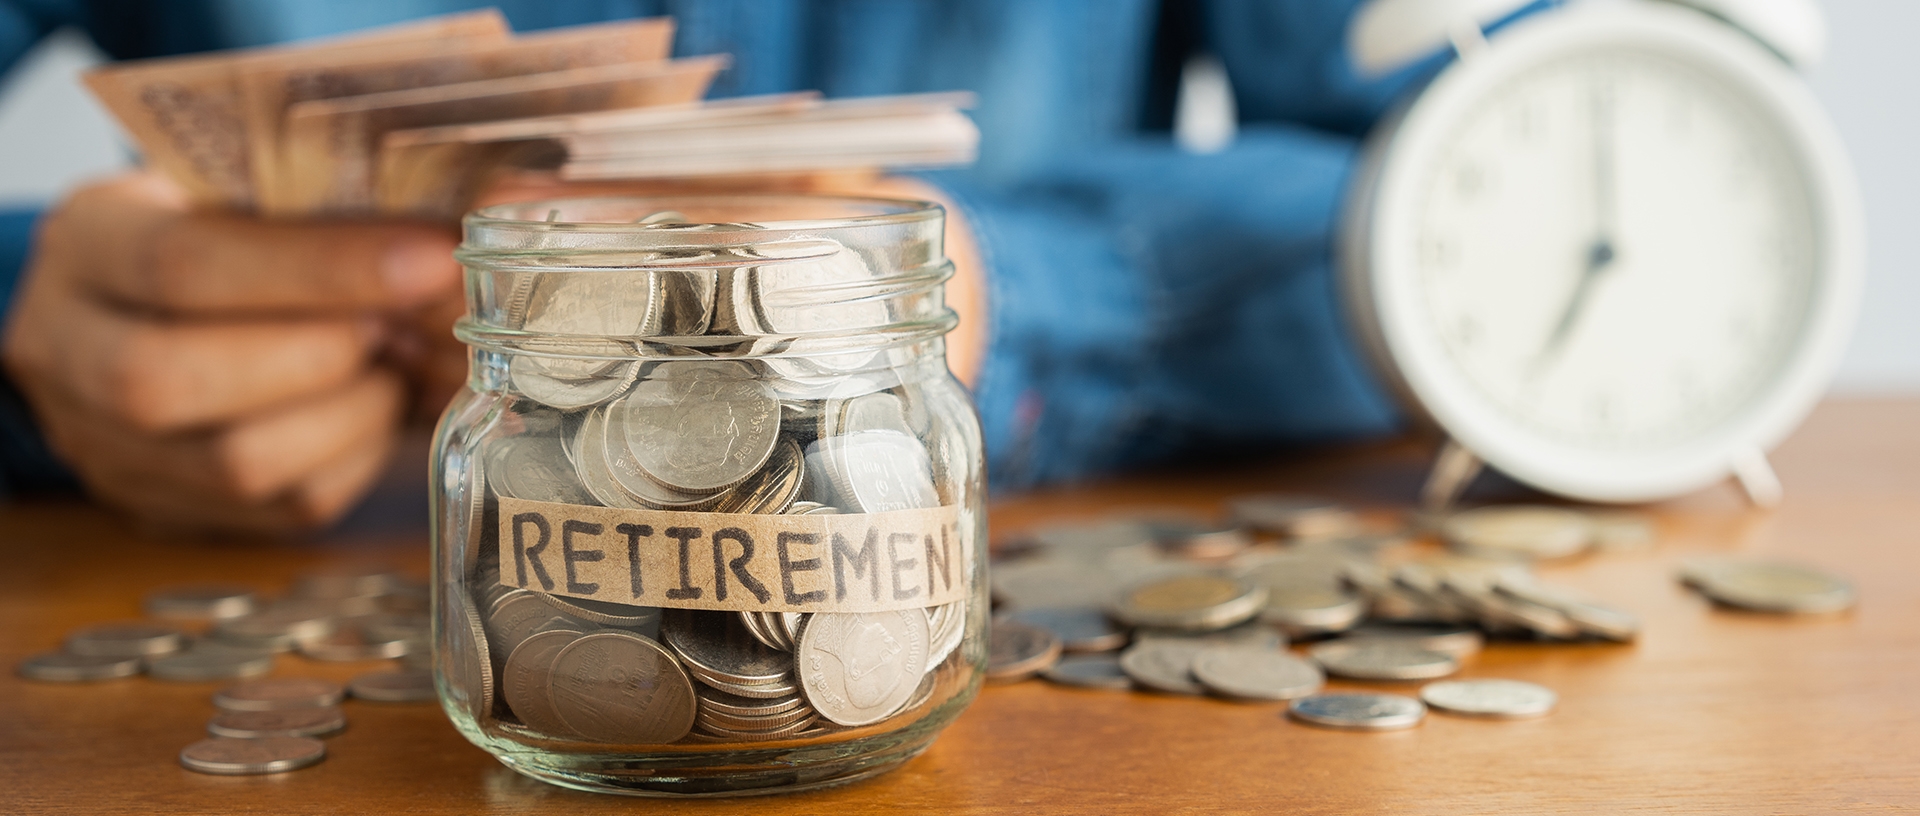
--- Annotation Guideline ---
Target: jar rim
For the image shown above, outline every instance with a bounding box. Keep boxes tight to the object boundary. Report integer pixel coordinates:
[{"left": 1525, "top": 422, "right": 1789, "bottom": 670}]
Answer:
[{"left": 464, "top": 194, "right": 942, "bottom": 237}]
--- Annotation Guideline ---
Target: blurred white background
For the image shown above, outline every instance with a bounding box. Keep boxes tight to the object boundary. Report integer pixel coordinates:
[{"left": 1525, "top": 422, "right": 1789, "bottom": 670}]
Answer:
[{"left": 0, "top": 1, "right": 1912, "bottom": 391}]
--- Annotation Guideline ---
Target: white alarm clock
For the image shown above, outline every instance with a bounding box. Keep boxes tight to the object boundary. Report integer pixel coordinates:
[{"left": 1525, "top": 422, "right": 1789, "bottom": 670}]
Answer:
[{"left": 1340, "top": 0, "right": 1863, "bottom": 507}]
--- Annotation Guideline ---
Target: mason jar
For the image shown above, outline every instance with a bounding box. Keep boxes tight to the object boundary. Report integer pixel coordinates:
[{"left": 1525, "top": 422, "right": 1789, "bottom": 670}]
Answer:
[{"left": 429, "top": 196, "right": 986, "bottom": 796}]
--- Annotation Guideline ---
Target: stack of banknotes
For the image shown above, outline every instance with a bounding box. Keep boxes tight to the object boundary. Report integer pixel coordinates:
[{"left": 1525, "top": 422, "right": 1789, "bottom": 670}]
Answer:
[{"left": 83, "top": 9, "right": 978, "bottom": 220}]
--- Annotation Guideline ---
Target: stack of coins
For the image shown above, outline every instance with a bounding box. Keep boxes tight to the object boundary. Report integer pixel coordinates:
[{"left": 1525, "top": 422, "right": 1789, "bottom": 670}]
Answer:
[{"left": 451, "top": 241, "right": 969, "bottom": 747}]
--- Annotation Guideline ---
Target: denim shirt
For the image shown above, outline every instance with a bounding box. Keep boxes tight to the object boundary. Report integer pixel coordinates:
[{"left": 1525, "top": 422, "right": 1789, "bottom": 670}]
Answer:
[{"left": 0, "top": 0, "right": 1457, "bottom": 494}]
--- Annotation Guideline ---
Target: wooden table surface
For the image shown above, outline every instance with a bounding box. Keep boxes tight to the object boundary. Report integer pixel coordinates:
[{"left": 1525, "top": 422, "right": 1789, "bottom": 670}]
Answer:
[{"left": 4, "top": 398, "right": 1917, "bottom": 814}]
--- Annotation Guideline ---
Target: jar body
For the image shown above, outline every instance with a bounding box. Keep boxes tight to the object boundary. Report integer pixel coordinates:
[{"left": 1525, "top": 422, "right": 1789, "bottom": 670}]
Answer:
[{"left": 429, "top": 197, "right": 986, "bottom": 796}]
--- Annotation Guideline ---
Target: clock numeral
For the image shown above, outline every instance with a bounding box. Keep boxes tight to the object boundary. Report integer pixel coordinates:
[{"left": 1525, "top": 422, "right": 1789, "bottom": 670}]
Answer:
[{"left": 1419, "top": 236, "right": 1457, "bottom": 270}]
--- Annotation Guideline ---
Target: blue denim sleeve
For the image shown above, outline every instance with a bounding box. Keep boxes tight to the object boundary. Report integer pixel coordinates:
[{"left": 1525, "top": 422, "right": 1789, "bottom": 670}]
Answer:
[
  {"left": 0, "top": 208, "right": 77, "bottom": 497},
  {"left": 927, "top": 124, "right": 1400, "bottom": 489}
]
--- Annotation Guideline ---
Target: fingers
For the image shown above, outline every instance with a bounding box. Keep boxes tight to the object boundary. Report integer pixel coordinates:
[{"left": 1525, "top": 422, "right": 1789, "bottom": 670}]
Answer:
[
  {"left": 9, "top": 289, "right": 381, "bottom": 431},
  {"left": 46, "top": 173, "right": 460, "bottom": 315},
  {"left": 45, "top": 371, "right": 403, "bottom": 532}
]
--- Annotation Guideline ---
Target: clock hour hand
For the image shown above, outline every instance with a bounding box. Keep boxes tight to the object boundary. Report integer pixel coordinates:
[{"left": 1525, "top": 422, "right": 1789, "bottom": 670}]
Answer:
[{"left": 1532, "top": 240, "right": 1615, "bottom": 374}]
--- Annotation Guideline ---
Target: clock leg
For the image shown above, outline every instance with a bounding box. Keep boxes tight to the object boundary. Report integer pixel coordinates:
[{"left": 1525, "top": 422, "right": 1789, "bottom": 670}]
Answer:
[
  {"left": 1730, "top": 446, "right": 1784, "bottom": 508},
  {"left": 1420, "top": 438, "right": 1484, "bottom": 514}
]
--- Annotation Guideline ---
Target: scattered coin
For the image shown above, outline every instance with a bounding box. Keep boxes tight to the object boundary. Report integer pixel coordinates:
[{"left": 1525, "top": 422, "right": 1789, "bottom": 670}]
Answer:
[
  {"left": 986, "top": 620, "right": 1063, "bottom": 683},
  {"left": 215, "top": 678, "right": 346, "bottom": 712},
  {"left": 179, "top": 736, "right": 326, "bottom": 775},
  {"left": 1132, "top": 622, "right": 1286, "bottom": 650},
  {"left": 16, "top": 652, "right": 142, "bottom": 682},
  {"left": 213, "top": 602, "right": 337, "bottom": 652},
  {"left": 1441, "top": 505, "right": 1593, "bottom": 560},
  {"left": 1225, "top": 494, "right": 1348, "bottom": 538},
  {"left": 1287, "top": 693, "right": 1427, "bottom": 731},
  {"left": 1000, "top": 607, "right": 1127, "bottom": 653},
  {"left": 207, "top": 707, "right": 347, "bottom": 739},
  {"left": 1110, "top": 574, "right": 1266, "bottom": 631},
  {"left": 147, "top": 650, "right": 274, "bottom": 682},
  {"left": 144, "top": 584, "right": 257, "bottom": 620},
  {"left": 1190, "top": 646, "right": 1324, "bottom": 701},
  {"left": 1688, "top": 559, "right": 1857, "bottom": 614},
  {"left": 1494, "top": 577, "right": 1640, "bottom": 641},
  {"left": 1342, "top": 623, "right": 1485, "bottom": 658},
  {"left": 1309, "top": 640, "right": 1460, "bottom": 681},
  {"left": 349, "top": 670, "right": 438, "bottom": 703},
  {"left": 1118, "top": 640, "right": 1207, "bottom": 695},
  {"left": 1420, "top": 679, "right": 1557, "bottom": 719},
  {"left": 1042, "top": 654, "right": 1133, "bottom": 690},
  {"left": 298, "top": 624, "right": 411, "bottom": 662},
  {"left": 65, "top": 622, "right": 185, "bottom": 658}
]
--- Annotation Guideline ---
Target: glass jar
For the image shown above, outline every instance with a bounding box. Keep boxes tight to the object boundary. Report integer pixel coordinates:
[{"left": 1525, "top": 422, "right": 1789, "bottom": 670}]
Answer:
[{"left": 429, "top": 195, "right": 986, "bottom": 796}]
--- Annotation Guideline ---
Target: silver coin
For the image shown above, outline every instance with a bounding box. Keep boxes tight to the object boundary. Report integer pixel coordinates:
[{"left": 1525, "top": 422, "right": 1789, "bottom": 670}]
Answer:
[
  {"left": 662, "top": 610, "right": 793, "bottom": 685},
  {"left": 1692, "top": 559, "right": 1857, "bottom": 614},
  {"left": 1287, "top": 693, "right": 1427, "bottom": 731},
  {"left": 1441, "top": 505, "right": 1593, "bottom": 560},
  {"left": 147, "top": 649, "right": 274, "bottom": 682},
  {"left": 749, "top": 242, "right": 889, "bottom": 372},
  {"left": 695, "top": 700, "right": 817, "bottom": 732},
  {"left": 697, "top": 689, "right": 807, "bottom": 718},
  {"left": 486, "top": 591, "right": 572, "bottom": 663},
  {"left": 65, "top": 621, "right": 185, "bottom": 658},
  {"left": 1021, "top": 520, "right": 1158, "bottom": 562},
  {"left": 1493, "top": 579, "right": 1640, "bottom": 641},
  {"left": 144, "top": 584, "right": 257, "bottom": 620},
  {"left": 619, "top": 361, "right": 780, "bottom": 493},
  {"left": 985, "top": 620, "right": 1061, "bottom": 683},
  {"left": 739, "top": 611, "right": 788, "bottom": 652},
  {"left": 214, "top": 678, "right": 345, "bottom": 711},
  {"left": 291, "top": 567, "right": 403, "bottom": 600},
  {"left": 207, "top": 707, "right": 347, "bottom": 739},
  {"left": 1109, "top": 574, "right": 1266, "bottom": 631},
  {"left": 1191, "top": 645, "right": 1324, "bottom": 701},
  {"left": 1440, "top": 572, "right": 1582, "bottom": 639},
  {"left": 509, "top": 353, "right": 639, "bottom": 411},
  {"left": 297, "top": 623, "right": 411, "bottom": 662},
  {"left": 1132, "top": 621, "right": 1288, "bottom": 650},
  {"left": 537, "top": 594, "right": 661, "bottom": 630},
  {"left": 1041, "top": 654, "right": 1132, "bottom": 690},
  {"left": 464, "top": 442, "right": 489, "bottom": 577},
  {"left": 502, "top": 629, "right": 583, "bottom": 738},
  {"left": 1257, "top": 582, "right": 1368, "bottom": 635},
  {"left": 179, "top": 736, "right": 326, "bottom": 775},
  {"left": 925, "top": 602, "right": 966, "bottom": 669},
  {"left": 797, "top": 611, "right": 930, "bottom": 726},
  {"left": 549, "top": 631, "right": 698, "bottom": 744},
  {"left": 597, "top": 400, "right": 724, "bottom": 508},
  {"left": 818, "top": 430, "right": 939, "bottom": 513},
  {"left": 1150, "top": 520, "right": 1253, "bottom": 560},
  {"left": 571, "top": 406, "right": 651, "bottom": 509},
  {"left": 349, "top": 669, "right": 437, "bottom": 703},
  {"left": 688, "top": 668, "right": 801, "bottom": 700},
  {"left": 485, "top": 435, "right": 594, "bottom": 506},
  {"left": 1420, "top": 679, "right": 1557, "bottom": 719},
  {"left": 991, "top": 559, "right": 1120, "bottom": 610},
  {"left": 1224, "top": 494, "right": 1345, "bottom": 534},
  {"left": 1309, "top": 640, "right": 1460, "bottom": 681},
  {"left": 458, "top": 594, "right": 495, "bottom": 721},
  {"left": 707, "top": 437, "right": 806, "bottom": 514},
  {"left": 1342, "top": 623, "right": 1485, "bottom": 658},
  {"left": 1000, "top": 607, "right": 1126, "bottom": 653},
  {"left": 15, "top": 652, "right": 142, "bottom": 682},
  {"left": 1118, "top": 640, "right": 1207, "bottom": 695}
]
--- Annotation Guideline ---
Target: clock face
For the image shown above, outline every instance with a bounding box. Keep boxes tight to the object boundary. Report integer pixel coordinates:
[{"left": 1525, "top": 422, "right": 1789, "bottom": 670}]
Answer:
[{"left": 1409, "top": 46, "right": 1819, "bottom": 451}]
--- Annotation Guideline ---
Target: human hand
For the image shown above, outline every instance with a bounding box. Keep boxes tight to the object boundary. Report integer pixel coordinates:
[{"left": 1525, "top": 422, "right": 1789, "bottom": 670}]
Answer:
[{"left": 2, "top": 172, "right": 460, "bottom": 532}]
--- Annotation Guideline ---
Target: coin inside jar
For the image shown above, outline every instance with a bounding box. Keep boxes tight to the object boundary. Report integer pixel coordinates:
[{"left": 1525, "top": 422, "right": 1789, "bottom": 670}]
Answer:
[
  {"left": 618, "top": 361, "right": 780, "bottom": 493},
  {"left": 797, "top": 611, "right": 930, "bottom": 726},
  {"left": 549, "top": 631, "right": 697, "bottom": 744},
  {"left": 502, "top": 629, "right": 584, "bottom": 737}
]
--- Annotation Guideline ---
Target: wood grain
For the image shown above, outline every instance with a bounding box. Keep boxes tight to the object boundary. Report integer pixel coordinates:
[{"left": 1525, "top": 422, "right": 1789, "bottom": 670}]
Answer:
[{"left": 3, "top": 397, "right": 1916, "bottom": 814}]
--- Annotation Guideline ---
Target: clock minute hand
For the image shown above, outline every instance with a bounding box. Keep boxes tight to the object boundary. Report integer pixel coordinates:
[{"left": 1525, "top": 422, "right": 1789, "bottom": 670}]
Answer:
[{"left": 1532, "top": 80, "right": 1618, "bottom": 376}]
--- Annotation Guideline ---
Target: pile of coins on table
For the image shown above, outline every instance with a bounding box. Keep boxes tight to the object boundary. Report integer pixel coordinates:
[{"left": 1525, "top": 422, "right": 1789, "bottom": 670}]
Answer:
[
  {"left": 453, "top": 245, "right": 971, "bottom": 747},
  {"left": 15, "top": 568, "right": 441, "bottom": 774},
  {"left": 984, "top": 495, "right": 1856, "bottom": 730}
]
